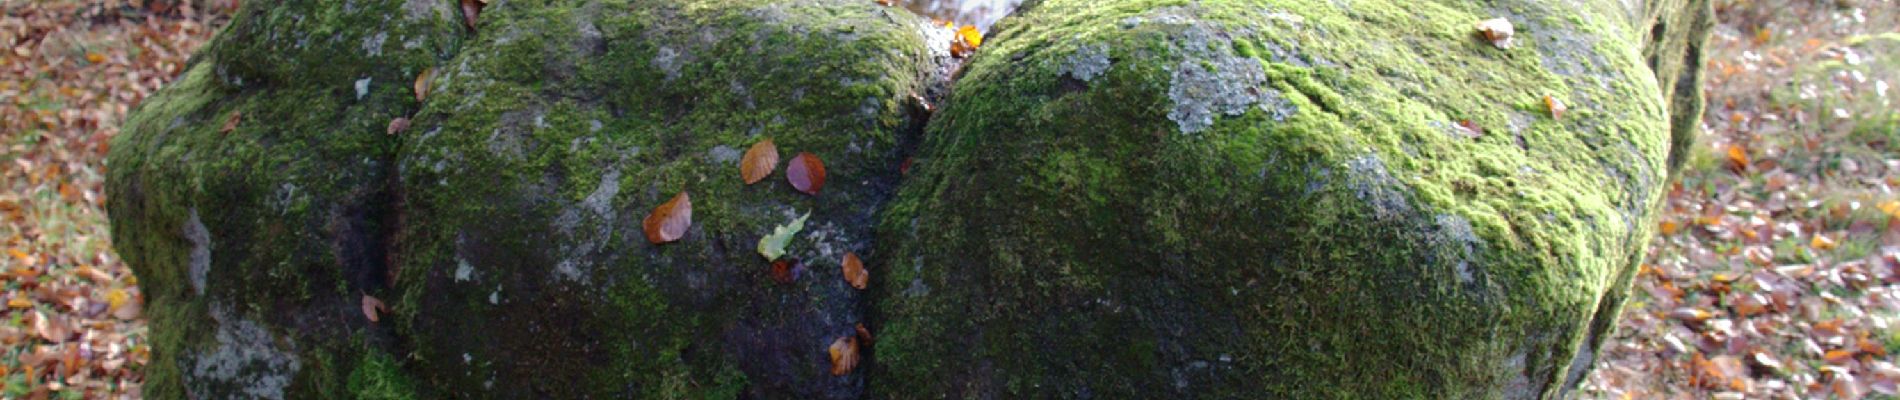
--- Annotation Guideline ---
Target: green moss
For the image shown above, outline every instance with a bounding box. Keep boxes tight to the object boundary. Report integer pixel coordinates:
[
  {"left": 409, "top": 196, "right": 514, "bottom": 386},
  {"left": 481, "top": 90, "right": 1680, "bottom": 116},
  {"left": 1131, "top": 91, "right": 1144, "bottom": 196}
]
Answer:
[
  {"left": 347, "top": 351, "right": 420, "bottom": 400},
  {"left": 873, "top": 0, "right": 1699, "bottom": 398}
]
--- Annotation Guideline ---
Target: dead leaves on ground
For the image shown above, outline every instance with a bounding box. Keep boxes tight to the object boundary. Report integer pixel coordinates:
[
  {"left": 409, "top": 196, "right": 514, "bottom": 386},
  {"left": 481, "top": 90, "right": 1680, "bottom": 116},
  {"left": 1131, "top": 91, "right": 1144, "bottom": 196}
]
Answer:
[
  {"left": 643, "top": 191, "right": 693, "bottom": 245},
  {"left": 949, "top": 22, "right": 985, "bottom": 58}
]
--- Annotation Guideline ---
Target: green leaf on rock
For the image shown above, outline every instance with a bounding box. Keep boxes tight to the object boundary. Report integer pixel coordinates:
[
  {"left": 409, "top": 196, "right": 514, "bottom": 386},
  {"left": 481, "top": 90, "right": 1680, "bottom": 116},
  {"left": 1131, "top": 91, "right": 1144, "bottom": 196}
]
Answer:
[{"left": 757, "top": 212, "right": 810, "bottom": 261}]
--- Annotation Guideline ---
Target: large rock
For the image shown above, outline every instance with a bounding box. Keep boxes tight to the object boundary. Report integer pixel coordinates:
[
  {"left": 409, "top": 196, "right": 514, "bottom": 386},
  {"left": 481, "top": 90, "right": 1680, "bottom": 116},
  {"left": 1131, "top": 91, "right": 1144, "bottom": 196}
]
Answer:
[
  {"left": 108, "top": 0, "right": 944, "bottom": 398},
  {"left": 871, "top": 0, "right": 1708, "bottom": 398},
  {"left": 107, "top": 0, "right": 1710, "bottom": 398}
]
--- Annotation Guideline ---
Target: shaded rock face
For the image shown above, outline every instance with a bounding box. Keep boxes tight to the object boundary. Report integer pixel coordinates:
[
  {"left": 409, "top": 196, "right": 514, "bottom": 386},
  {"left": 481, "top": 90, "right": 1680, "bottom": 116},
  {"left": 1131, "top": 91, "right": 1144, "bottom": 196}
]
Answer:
[
  {"left": 109, "top": 0, "right": 944, "bottom": 398},
  {"left": 105, "top": 0, "right": 1707, "bottom": 399}
]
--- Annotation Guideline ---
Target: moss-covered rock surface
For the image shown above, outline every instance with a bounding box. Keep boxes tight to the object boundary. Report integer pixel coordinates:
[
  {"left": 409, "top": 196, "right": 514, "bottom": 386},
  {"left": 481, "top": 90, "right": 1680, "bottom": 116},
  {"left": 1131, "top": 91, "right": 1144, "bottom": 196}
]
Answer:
[
  {"left": 104, "top": 0, "right": 1708, "bottom": 398},
  {"left": 873, "top": 0, "right": 1707, "bottom": 398},
  {"left": 108, "top": 0, "right": 944, "bottom": 398}
]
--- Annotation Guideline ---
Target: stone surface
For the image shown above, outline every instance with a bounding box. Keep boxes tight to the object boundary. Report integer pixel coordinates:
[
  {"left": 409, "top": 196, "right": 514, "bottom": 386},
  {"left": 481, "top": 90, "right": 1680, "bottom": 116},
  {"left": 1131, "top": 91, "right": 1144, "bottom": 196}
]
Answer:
[
  {"left": 108, "top": 0, "right": 944, "bottom": 398},
  {"left": 871, "top": 0, "right": 1708, "bottom": 398},
  {"left": 106, "top": 0, "right": 1709, "bottom": 398}
]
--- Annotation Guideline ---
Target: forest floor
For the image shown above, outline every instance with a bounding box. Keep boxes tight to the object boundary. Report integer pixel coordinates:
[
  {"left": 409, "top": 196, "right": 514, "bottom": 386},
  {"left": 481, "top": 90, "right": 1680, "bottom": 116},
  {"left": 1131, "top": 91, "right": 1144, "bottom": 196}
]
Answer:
[{"left": 0, "top": 0, "right": 1895, "bottom": 398}]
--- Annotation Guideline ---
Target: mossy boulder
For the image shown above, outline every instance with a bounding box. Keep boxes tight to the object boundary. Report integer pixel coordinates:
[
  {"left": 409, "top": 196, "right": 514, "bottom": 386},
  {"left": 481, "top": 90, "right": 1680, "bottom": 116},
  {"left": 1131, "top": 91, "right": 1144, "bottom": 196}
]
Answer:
[
  {"left": 108, "top": 0, "right": 1710, "bottom": 398},
  {"left": 108, "top": 0, "right": 944, "bottom": 398},
  {"left": 871, "top": 0, "right": 1708, "bottom": 398}
]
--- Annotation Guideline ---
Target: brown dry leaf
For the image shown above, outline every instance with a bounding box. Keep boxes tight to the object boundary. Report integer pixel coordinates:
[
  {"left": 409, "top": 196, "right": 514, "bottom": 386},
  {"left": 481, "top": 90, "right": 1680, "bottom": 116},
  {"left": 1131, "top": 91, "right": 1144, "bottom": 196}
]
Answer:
[
  {"left": 1811, "top": 235, "right": 1838, "bottom": 250},
  {"left": 386, "top": 118, "right": 411, "bottom": 135},
  {"left": 949, "top": 23, "right": 984, "bottom": 58},
  {"left": 1659, "top": 220, "right": 1680, "bottom": 235},
  {"left": 841, "top": 252, "right": 867, "bottom": 290},
  {"left": 787, "top": 152, "right": 827, "bottom": 195},
  {"left": 643, "top": 191, "right": 693, "bottom": 244},
  {"left": 1474, "top": 18, "right": 1515, "bottom": 49},
  {"left": 769, "top": 258, "right": 797, "bottom": 284},
  {"left": 459, "top": 0, "right": 485, "bottom": 31},
  {"left": 827, "top": 335, "right": 859, "bottom": 376},
  {"left": 875, "top": 0, "right": 894, "bottom": 5},
  {"left": 1455, "top": 120, "right": 1485, "bottom": 138},
  {"left": 740, "top": 138, "right": 779, "bottom": 185},
  {"left": 855, "top": 323, "right": 872, "bottom": 344},
  {"left": 1544, "top": 95, "right": 1566, "bottom": 119},
  {"left": 1825, "top": 349, "right": 1857, "bottom": 365},
  {"left": 220, "top": 111, "right": 241, "bottom": 134},
  {"left": 7, "top": 296, "right": 31, "bottom": 309},
  {"left": 414, "top": 68, "right": 435, "bottom": 102},
  {"left": 361, "top": 294, "right": 389, "bottom": 322},
  {"left": 32, "top": 311, "right": 69, "bottom": 343}
]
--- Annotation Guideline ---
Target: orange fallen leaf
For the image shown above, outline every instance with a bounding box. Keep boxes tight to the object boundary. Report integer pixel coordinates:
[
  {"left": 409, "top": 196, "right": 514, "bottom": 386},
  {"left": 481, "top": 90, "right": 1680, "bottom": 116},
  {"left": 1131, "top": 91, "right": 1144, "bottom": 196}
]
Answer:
[
  {"left": 1825, "top": 349, "right": 1856, "bottom": 365},
  {"left": 85, "top": 52, "right": 105, "bottom": 64},
  {"left": 362, "top": 294, "right": 389, "bottom": 322},
  {"left": 643, "top": 191, "right": 693, "bottom": 244},
  {"left": 1725, "top": 144, "right": 1749, "bottom": 172},
  {"left": 414, "top": 68, "right": 435, "bottom": 102},
  {"left": 1812, "top": 235, "right": 1838, "bottom": 251},
  {"left": 828, "top": 335, "right": 859, "bottom": 376},
  {"left": 1659, "top": 220, "right": 1680, "bottom": 235},
  {"left": 740, "top": 138, "right": 779, "bottom": 185},
  {"left": 1544, "top": 95, "right": 1566, "bottom": 119},
  {"left": 787, "top": 152, "right": 827, "bottom": 195},
  {"left": 7, "top": 297, "right": 30, "bottom": 309},
  {"left": 875, "top": 0, "right": 894, "bottom": 5},
  {"left": 220, "top": 111, "right": 241, "bottom": 134},
  {"left": 949, "top": 23, "right": 985, "bottom": 58},
  {"left": 841, "top": 252, "right": 867, "bottom": 290}
]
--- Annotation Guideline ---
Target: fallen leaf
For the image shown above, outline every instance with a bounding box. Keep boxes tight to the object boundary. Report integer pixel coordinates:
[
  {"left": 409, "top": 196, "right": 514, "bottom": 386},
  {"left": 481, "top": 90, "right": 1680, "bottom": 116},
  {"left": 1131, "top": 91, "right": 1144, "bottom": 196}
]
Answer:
[
  {"left": 855, "top": 323, "right": 873, "bottom": 343},
  {"left": 828, "top": 335, "right": 859, "bottom": 376},
  {"left": 460, "top": 0, "right": 484, "bottom": 31},
  {"left": 1725, "top": 144, "right": 1749, "bottom": 172},
  {"left": 875, "top": 0, "right": 894, "bottom": 5},
  {"left": 1475, "top": 18, "right": 1515, "bottom": 49},
  {"left": 220, "top": 111, "right": 241, "bottom": 134},
  {"left": 1659, "top": 220, "right": 1680, "bottom": 235},
  {"left": 740, "top": 138, "right": 779, "bottom": 185},
  {"left": 949, "top": 23, "right": 985, "bottom": 58},
  {"left": 842, "top": 252, "right": 867, "bottom": 290},
  {"left": 786, "top": 152, "right": 827, "bottom": 195},
  {"left": 770, "top": 258, "right": 798, "bottom": 284},
  {"left": 386, "top": 118, "right": 411, "bottom": 135},
  {"left": 1812, "top": 235, "right": 1838, "bottom": 250},
  {"left": 1455, "top": 120, "right": 1484, "bottom": 138},
  {"left": 32, "top": 311, "right": 69, "bottom": 343},
  {"left": 1825, "top": 349, "right": 1857, "bottom": 365},
  {"left": 414, "top": 68, "right": 435, "bottom": 102},
  {"left": 643, "top": 191, "right": 693, "bottom": 244},
  {"left": 7, "top": 297, "right": 30, "bottom": 309},
  {"left": 1544, "top": 95, "right": 1566, "bottom": 119},
  {"left": 1670, "top": 307, "right": 1713, "bottom": 322},
  {"left": 361, "top": 294, "right": 388, "bottom": 322},
  {"left": 757, "top": 212, "right": 809, "bottom": 261}
]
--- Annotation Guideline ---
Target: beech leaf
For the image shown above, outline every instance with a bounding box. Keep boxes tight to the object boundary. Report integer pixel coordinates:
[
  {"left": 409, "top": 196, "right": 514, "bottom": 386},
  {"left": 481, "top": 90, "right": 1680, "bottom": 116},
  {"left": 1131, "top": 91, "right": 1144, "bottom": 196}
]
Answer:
[
  {"left": 1544, "top": 95, "right": 1566, "bottom": 119},
  {"left": 643, "top": 191, "right": 693, "bottom": 244},
  {"left": 460, "top": 0, "right": 484, "bottom": 31},
  {"left": 387, "top": 118, "right": 411, "bottom": 135},
  {"left": 842, "top": 252, "right": 867, "bottom": 290},
  {"left": 787, "top": 152, "right": 827, "bottom": 195},
  {"left": 770, "top": 258, "right": 799, "bottom": 284},
  {"left": 361, "top": 294, "right": 389, "bottom": 322},
  {"left": 414, "top": 68, "right": 435, "bottom": 102},
  {"left": 828, "top": 335, "right": 860, "bottom": 376},
  {"left": 220, "top": 111, "right": 241, "bottom": 134},
  {"left": 757, "top": 212, "right": 809, "bottom": 261},
  {"left": 740, "top": 138, "right": 779, "bottom": 185}
]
